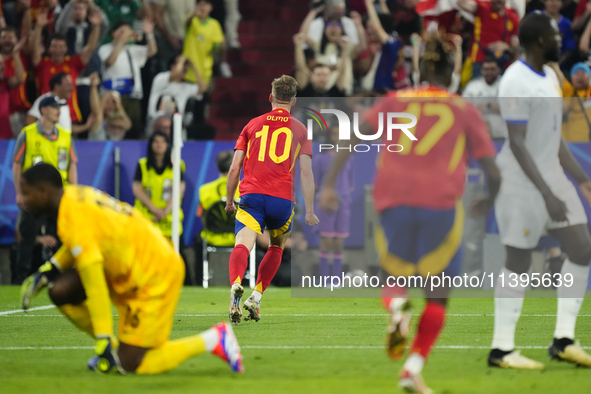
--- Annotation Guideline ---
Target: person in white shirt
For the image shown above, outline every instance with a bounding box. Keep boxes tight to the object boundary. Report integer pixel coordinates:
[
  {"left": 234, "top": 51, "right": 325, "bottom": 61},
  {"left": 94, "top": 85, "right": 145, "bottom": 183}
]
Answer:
[
  {"left": 26, "top": 72, "right": 92, "bottom": 133},
  {"left": 99, "top": 18, "right": 157, "bottom": 139},
  {"left": 307, "top": 0, "right": 360, "bottom": 47},
  {"left": 463, "top": 57, "right": 507, "bottom": 139},
  {"left": 490, "top": 12, "right": 591, "bottom": 370},
  {"left": 147, "top": 55, "right": 206, "bottom": 123}
]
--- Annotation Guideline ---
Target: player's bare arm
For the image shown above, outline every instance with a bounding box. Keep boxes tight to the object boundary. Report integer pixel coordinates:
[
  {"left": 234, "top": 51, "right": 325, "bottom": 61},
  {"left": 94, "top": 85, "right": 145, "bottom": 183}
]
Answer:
[
  {"left": 507, "top": 122, "right": 568, "bottom": 222},
  {"left": 557, "top": 138, "right": 591, "bottom": 204},
  {"left": 225, "top": 150, "right": 245, "bottom": 215},
  {"left": 299, "top": 154, "right": 319, "bottom": 226}
]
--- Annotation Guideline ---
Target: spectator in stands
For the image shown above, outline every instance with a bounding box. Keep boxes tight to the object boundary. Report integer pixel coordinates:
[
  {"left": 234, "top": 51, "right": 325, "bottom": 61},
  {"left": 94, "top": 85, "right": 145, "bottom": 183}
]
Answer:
[
  {"left": 99, "top": 19, "right": 157, "bottom": 139},
  {"left": 3, "top": 0, "right": 30, "bottom": 35},
  {"left": 0, "top": 32, "right": 25, "bottom": 138},
  {"left": 95, "top": 0, "right": 152, "bottom": 27},
  {"left": 363, "top": 0, "right": 410, "bottom": 93},
  {"left": 151, "top": 0, "right": 195, "bottom": 70},
  {"left": 183, "top": 0, "right": 232, "bottom": 87},
  {"left": 55, "top": 0, "right": 109, "bottom": 55},
  {"left": 390, "top": 0, "right": 423, "bottom": 45},
  {"left": 32, "top": 8, "right": 102, "bottom": 131},
  {"left": 294, "top": 33, "right": 347, "bottom": 98},
  {"left": 560, "top": 0, "right": 577, "bottom": 22},
  {"left": 133, "top": 130, "right": 186, "bottom": 239},
  {"left": 26, "top": 72, "right": 94, "bottom": 133},
  {"left": 307, "top": 0, "right": 361, "bottom": 47},
  {"left": 299, "top": 6, "right": 364, "bottom": 95},
  {"left": 148, "top": 55, "right": 206, "bottom": 123},
  {"left": 21, "top": 0, "right": 59, "bottom": 40},
  {"left": 195, "top": 150, "right": 238, "bottom": 283},
  {"left": 411, "top": 33, "right": 462, "bottom": 92},
  {"left": 544, "top": 0, "right": 576, "bottom": 72},
  {"left": 458, "top": 0, "right": 520, "bottom": 80},
  {"left": 147, "top": 113, "right": 172, "bottom": 137},
  {"left": 551, "top": 62, "right": 591, "bottom": 142},
  {"left": 12, "top": 95, "right": 77, "bottom": 284},
  {"left": 87, "top": 74, "right": 133, "bottom": 140},
  {"left": 462, "top": 57, "right": 507, "bottom": 140}
]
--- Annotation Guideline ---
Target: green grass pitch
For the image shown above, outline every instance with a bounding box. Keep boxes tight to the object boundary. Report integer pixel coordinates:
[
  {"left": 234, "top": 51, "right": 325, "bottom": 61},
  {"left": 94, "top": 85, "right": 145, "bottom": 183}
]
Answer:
[{"left": 1, "top": 286, "right": 591, "bottom": 394}]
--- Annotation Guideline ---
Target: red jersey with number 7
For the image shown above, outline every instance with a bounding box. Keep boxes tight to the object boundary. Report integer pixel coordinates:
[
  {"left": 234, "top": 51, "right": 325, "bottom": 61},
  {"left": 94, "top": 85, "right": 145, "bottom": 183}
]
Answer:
[
  {"left": 363, "top": 86, "right": 496, "bottom": 212},
  {"left": 234, "top": 108, "right": 313, "bottom": 202}
]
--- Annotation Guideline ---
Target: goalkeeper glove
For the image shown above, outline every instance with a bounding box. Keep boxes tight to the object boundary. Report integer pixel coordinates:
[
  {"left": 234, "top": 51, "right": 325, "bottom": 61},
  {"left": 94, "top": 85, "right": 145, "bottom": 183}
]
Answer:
[
  {"left": 90, "top": 336, "right": 125, "bottom": 374},
  {"left": 21, "top": 260, "right": 61, "bottom": 310}
]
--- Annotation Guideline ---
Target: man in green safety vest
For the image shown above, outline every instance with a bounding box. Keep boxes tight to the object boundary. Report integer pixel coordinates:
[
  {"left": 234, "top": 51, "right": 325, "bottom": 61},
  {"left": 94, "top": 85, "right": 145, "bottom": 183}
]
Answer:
[{"left": 12, "top": 95, "right": 78, "bottom": 283}]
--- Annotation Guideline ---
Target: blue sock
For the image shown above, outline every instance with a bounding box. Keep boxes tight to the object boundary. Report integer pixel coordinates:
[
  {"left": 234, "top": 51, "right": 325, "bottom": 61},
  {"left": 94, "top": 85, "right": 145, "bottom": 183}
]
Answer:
[
  {"left": 319, "top": 251, "right": 330, "bottom": 279},
  {"left": 332, "top": 253, "right": 343, "bottom": 278}
]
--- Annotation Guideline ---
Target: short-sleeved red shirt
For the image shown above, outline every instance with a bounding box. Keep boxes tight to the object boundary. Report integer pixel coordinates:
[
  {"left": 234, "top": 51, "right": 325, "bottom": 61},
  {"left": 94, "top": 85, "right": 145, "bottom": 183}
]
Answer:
[
  {"left": 4, "top": 52, "right": 32, "bottom": 113},
  {"left": 363, "top": 86, "right": 496, "bottom": 212},
  {"left": 36, "top": 55, "right": 85, "bottom": 123},
  {"left": 234, "top": 108, "right": 313, "bottom": 202},
  {"left": 470, "top": 1, "right": 519, "bottom": 63}
]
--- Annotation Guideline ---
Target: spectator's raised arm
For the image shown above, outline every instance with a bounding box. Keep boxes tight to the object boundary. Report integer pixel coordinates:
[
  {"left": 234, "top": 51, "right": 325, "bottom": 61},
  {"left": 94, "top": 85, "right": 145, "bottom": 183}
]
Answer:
[
  {"left": 80, "top": 8, "right": 103, "bottom": 65},
  {"left": 336, "top": 37, "right": 350, "bottom": 92},
  {"left": 8, "top": 38, "right": 26, "bottom": 90},
  {"left": 152, "top": 1, "right": 181, "bottom": 52},
  {"left": 137, "top": 0, "right": 153, "bottom": 21},
  {"left": 30, "top": 9, "right": 49, "bottom": 67},
  {"left": 104, "top": 26, "right": 132, "bottom": 67},
  {"left": 293, "top": 33, "right": 310, "bottom": 87},
  {"left": 185, "top": 57, "right": 208, "bottom": 93},
  {"left": 350, "top": 11, "right": 367, "bottom": 57},
  {"left": 142, "top": 18, "right": 157, "bottom": 58},
  {"left": 299, "top": 6, "right": 324, "bottom": 36},
  {"left": 580, "top": 19, "right": 591, "bottom": 55},
  {"left": 457, "top": 0, "right": 478, "bottom": 14},
  {"left": 364, "top": 0, "right": 388, "bottom": 44}
]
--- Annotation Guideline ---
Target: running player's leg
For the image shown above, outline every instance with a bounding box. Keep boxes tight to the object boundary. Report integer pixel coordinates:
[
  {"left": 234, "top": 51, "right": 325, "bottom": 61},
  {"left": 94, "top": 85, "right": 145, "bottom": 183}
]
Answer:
[
  {"left": 229, "top": 194, "right": 266, "bottom": 324},
  {"left": 48, "top": 269, "right": 95, "bottom": 338},
  {"left": 243, "top": 195, "right": 293, "bottom": 321},
  {"left": 547, "top": 223, "right": 591, "bottom": 366}
]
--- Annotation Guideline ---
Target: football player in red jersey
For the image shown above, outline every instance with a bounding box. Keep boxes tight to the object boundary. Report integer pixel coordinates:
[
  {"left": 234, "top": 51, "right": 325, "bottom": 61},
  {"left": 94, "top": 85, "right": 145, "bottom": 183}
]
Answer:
[
  {"left": 225, "top": 75, "right": 319, "bottom": 324},
  {"left": 320, "top": 34, "right": 501, "bottom": 393}
]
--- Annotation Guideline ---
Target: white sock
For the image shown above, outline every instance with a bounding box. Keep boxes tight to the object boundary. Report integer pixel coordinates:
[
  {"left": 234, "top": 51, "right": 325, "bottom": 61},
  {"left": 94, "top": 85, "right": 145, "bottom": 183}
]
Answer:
[
  {"left": 491, "top": 267, "right": 526, "bottom": 351},
  {"left": 403, "top": 353, "right": 425, "bottom": 375},
  {"left": 554, "top": 258, "right": 589, "bottom": 340},
  {"left": 201, "top": 327, "right": 219, "bottom": 352},
  {"left": 250, "top": 290, "right": 262, "bottom": 303}
]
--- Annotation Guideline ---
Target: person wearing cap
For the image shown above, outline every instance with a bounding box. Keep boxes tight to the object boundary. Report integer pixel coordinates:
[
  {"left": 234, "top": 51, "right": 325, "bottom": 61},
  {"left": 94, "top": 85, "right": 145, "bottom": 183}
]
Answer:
[{"left": 11, "top": 89, "right": 78, "bottom": 284}]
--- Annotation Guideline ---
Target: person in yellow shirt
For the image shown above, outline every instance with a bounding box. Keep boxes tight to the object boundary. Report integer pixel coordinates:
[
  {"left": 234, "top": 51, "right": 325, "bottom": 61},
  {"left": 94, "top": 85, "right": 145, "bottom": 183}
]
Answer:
[
  {"left": 551, "top": 62, "right": 591, "bottom": 142},
  {"left": 182, "top": 0, "right": 231, "bottom": 86},
  {"left": 19, "top": 163, "right": 243, "bottom": 375}
]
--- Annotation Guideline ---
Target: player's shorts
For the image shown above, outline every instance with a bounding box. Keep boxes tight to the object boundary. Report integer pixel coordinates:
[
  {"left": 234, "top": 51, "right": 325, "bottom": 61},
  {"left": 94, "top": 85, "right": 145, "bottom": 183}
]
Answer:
[
  {"left": 375, "top": 202, "right": 464, "bottom": 278},
  {"left": 235, "top": 193, "right": 294, "bottom": 237},
  {"left": 315, "top": 201, "right": 351, "bottom": 238},
  {"left": 113, "top": 249, "right": 185, "bottom": 348},
  {"left": 495, "top": 177, "right": 588, "bottom": 249}
]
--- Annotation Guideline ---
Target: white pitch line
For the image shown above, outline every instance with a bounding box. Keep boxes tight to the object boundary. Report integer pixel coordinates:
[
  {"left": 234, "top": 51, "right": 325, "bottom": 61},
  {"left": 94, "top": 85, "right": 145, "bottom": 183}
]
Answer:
[
  {"left": 0, "top": 305, "right": 56, "bottom": 316},
  {"left": 1, "top": 345, "right": 590, "bottom": 350}
]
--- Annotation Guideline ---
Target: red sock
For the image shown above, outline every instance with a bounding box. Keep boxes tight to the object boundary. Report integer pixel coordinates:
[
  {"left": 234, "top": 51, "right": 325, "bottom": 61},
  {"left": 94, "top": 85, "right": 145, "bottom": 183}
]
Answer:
[
  {"left": 410, "top": 302, "right": 446, "bottom": 359},
  {"left": 255, "top": 246, "right": 283, "bottom": 293},
  {"left": 381, "top": 285, "right": 408, "bottom": 310},
  {"left": 229, "top": 244, "right": 250, "bottom": 285}
]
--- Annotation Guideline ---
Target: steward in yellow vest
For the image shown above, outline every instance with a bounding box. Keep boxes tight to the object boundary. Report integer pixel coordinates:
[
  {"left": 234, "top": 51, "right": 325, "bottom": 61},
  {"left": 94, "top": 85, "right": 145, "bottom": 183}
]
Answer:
[
  {"left": 197, "top": 150, "right": 239, "bottom": 246},
  {"left": 132, "top": 131, "right": 186, "bottom": 238}
]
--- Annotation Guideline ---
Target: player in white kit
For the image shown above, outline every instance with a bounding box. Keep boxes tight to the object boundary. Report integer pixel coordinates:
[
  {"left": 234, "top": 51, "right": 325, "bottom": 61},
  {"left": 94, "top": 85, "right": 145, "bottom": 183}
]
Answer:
[{"left": 490, "top": 12, "right": 591, "bottom": 369}]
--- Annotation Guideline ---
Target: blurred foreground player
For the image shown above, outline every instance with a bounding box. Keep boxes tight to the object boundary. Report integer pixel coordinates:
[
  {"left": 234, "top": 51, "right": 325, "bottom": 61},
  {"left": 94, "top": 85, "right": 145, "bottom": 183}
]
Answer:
[
  {"left": 20, "top": 164, "right": 243, "bottom": 375},
  {"left": 320, "top": 34, "right": 501, "bottom": 393},
  {"left": 491, "top": 12, "right": 591, "bottom": 369},
  {"left": 225, "top": 75, "right": 319, "bottom": 324}
]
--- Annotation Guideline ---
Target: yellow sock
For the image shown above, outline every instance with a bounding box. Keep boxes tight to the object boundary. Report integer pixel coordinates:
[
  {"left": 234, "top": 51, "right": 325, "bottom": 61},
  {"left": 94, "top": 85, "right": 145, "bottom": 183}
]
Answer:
[
  {"left": 58, "top": 302, "right": 94, "bottom": 338},
  {"left": 136, "top": 334, "right": 209, "bottom": 374}
]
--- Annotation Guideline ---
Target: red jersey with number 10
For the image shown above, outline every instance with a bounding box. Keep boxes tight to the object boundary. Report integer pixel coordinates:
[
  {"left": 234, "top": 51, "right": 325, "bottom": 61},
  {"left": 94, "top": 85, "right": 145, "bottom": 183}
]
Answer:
[
  {"left": 235, "top": 108, "right": 313, "bottom": 202},
  {"left": 363, "top": 86, "right": 496, "bottom": 212}
]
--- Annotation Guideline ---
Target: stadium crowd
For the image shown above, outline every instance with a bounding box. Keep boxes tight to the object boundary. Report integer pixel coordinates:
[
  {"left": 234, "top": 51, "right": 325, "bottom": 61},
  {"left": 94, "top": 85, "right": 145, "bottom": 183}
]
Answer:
[
  {"left": 296, "top": 0, "right": 591, "bottom": 142},
  {"left": 0, "top": 0, "right": 239, "bottom": 142}
]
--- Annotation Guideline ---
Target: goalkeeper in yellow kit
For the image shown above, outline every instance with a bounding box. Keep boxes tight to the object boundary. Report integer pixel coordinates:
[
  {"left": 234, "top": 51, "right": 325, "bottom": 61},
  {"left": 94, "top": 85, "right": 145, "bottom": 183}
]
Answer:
[{"left": 20, "top": 163, "right": 244, "bottom": 374}]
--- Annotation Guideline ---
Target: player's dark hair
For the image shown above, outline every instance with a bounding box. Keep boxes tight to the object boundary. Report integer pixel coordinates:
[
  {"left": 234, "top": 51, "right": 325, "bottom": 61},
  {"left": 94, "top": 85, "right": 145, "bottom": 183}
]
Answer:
[
  {"left": 110, "top": 20, "right": 132, "bottom": 36},
  {"left": 519, "top": 12, "right": 553, "bottom": 51},
  {"left": 419, "top": 33, "right": 454, "bottom": 86},
  {"left": 50, "top": 33, "right": 67, "bottom": 43},
  {"left": 377, "top": 13, "right": 396, "bottom": 35},
  {"left": 49, "top": 72, "right": 69, "bottom": 91},
  {"left": 146, "top": 131, "right": 172, "bottom": 170},
  {"left": 21, "top": 163, "right": 63, "bottom": 189},
  {"left": 272, "top": 75, "right": 298, "bottom": 102},
  {"left": 216, "top": 150, "right": 233, "bottom": 174}
]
